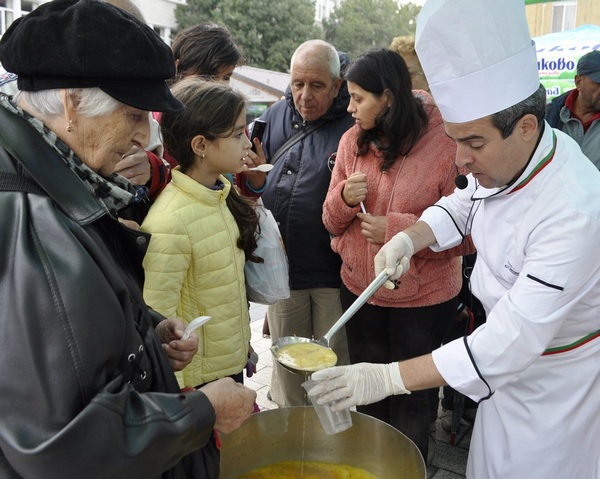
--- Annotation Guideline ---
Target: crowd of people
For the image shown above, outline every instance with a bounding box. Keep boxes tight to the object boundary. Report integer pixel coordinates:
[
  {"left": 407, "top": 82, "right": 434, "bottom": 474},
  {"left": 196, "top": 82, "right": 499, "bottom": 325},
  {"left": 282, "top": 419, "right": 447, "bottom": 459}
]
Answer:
[{"left": 0, "top": 0, "right": 599, "bottom": 478}]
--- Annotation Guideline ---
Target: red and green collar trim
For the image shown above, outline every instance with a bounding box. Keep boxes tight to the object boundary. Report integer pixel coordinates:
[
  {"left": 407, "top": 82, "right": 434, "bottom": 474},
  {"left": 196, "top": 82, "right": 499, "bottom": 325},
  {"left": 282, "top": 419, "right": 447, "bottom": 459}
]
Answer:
[{"left": 509, "top": 130, "right": 557, "bottom": 194}]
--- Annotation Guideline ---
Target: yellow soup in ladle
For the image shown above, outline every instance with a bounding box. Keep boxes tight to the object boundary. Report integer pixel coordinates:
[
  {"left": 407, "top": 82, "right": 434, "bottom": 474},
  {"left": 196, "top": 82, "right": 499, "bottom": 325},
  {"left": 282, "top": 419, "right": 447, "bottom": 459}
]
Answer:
[{"left": 275, "top": 342, "right": 337, "bottom": 372}]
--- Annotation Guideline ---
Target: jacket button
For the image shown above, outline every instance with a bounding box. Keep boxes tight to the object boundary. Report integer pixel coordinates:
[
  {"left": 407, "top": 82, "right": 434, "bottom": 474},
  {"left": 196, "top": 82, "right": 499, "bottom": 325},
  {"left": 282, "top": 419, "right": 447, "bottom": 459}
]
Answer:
[
  {"left": 286, "top": 170, "right": 292, "bottom": 175},
  {"left": 136, "top": 236, "right": 147, "bottom": 245}
]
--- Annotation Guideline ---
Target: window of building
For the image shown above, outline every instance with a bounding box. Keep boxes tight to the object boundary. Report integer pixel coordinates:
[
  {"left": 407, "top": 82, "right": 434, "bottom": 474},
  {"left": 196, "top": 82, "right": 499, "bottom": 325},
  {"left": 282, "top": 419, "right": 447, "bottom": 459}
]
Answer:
[
  {"left": 151, "top": 24, "right": 172, "bottom": 46},
  {"left": 551, "top": 1, "right": 577, "bottom": 33},
  {"left": 1, "top": 0, "right": 42, "bottom": 37}
]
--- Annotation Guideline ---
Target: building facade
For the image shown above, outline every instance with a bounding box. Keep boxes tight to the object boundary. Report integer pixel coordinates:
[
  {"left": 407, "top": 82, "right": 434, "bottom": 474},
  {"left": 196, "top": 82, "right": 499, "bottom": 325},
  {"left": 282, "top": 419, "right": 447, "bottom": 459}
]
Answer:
[{"left": 526, "top": 0, "right": 600, "bottom": 36}]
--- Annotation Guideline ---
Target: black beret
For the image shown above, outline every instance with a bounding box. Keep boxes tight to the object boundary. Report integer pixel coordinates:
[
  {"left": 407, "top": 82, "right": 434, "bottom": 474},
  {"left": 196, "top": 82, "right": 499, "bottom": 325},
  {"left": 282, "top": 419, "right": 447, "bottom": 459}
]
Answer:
[{"left": 0, "top": 0, "right": 183, "bottom": 112}]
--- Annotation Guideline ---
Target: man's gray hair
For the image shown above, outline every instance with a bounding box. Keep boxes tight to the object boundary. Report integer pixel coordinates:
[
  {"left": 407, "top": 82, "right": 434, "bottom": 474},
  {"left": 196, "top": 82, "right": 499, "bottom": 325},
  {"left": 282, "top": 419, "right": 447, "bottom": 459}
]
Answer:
[
  {"left": 290, "top": 40, "right": 340, "bottom": 80},
  {"left": 14, "top": 88, "right": 121, "bottom": 118}
]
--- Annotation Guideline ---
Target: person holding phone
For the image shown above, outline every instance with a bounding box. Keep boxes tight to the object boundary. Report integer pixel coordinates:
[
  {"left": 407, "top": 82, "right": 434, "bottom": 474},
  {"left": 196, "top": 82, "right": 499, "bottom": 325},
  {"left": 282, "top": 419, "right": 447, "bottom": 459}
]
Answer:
[{"left": 257, "top": 40, "right": 355, "bottom": 407}]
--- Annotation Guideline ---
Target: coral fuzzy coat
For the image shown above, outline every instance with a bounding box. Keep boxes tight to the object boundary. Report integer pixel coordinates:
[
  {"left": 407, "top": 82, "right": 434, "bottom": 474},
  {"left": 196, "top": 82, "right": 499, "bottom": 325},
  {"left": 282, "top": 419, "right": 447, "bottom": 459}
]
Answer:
[{"left": 323, "top": 91, "right": 469, "bottom": 308}]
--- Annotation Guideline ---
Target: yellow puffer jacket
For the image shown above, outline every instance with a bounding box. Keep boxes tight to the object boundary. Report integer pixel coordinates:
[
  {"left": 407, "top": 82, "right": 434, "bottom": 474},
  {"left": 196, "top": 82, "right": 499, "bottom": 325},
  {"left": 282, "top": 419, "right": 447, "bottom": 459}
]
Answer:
[{"left": 141, "top": 168, "right": 250, "bottom": 387}]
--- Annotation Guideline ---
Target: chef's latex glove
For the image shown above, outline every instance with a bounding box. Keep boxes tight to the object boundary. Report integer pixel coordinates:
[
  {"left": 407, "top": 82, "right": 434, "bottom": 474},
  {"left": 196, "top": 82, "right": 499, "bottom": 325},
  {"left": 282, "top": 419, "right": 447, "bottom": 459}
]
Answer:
[
  {"left": 374, "top": 232, "right": 414, "bottom": 289},
  {"left": 309, "top": 363, "right": 410, "bottom": 411}
]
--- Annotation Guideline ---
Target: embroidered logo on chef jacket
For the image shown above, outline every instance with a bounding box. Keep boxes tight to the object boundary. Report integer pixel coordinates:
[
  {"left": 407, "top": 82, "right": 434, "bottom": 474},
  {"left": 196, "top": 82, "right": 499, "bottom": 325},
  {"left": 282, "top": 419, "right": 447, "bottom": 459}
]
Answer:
[{"left": 504, "top": 261, "right": 519, "bottom": 276}]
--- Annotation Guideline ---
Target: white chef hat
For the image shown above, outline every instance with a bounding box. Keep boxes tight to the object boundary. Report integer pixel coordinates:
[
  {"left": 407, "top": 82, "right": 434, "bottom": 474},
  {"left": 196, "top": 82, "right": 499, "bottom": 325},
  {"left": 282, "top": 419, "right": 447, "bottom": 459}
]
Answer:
[{"left": 415, "top": 0, "right": 540, "bottom": 123}]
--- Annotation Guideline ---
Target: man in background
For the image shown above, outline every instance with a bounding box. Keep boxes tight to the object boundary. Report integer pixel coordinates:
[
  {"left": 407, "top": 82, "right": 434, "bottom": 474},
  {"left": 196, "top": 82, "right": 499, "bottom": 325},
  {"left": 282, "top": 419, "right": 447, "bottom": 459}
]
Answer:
[{"left": 546, "top": 50, "right": 600, "bottom": 168}]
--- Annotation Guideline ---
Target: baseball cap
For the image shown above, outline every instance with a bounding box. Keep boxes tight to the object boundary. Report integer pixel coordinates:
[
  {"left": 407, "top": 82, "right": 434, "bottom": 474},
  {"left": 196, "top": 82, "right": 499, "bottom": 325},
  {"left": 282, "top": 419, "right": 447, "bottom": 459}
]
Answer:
[{"left": 577, "top": 50, "right": 600, "bottom": 83}]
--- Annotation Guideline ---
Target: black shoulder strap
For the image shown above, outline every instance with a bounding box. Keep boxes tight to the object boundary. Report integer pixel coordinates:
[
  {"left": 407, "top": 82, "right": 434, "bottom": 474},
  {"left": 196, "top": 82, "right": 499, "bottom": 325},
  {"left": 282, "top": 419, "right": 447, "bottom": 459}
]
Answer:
[
  {"left": 0, "top": 109, "right": 47, "bottom": 195},
  {"left": 270, "top": 118, "right": 326, "bottom": 166},
  {"left": 0, "top": 171, "right": 46, "bottom": 195}
]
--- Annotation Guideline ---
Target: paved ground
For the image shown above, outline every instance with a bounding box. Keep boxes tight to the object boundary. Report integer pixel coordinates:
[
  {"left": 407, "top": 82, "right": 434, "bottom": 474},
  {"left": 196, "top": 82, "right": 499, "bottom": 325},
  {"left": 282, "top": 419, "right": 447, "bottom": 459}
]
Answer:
[{"left": 245, "top": 302, "right": 472, "bottom": 479}]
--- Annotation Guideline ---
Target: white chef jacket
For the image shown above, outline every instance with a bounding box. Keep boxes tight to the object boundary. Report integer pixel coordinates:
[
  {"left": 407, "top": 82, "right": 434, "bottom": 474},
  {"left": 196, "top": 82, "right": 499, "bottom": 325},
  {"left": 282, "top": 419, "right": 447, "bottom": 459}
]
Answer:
[{"left": 422, "top": 123, "right": 600, "bottom": 478}]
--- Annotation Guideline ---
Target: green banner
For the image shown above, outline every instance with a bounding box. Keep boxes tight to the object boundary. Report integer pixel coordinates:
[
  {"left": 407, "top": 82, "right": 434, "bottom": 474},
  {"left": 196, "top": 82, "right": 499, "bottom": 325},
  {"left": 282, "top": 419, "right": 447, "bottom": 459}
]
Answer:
[{"left": 534, "top": 25, "right": 600, "bottom": 99}]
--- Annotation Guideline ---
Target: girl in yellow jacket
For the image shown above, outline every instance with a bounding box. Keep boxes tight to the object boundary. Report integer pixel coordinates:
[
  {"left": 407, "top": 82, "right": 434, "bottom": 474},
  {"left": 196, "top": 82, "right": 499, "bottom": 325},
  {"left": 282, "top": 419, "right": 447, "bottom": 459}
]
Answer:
[{"left": 142, "top": 78, "right": 261, "bottom": 387}]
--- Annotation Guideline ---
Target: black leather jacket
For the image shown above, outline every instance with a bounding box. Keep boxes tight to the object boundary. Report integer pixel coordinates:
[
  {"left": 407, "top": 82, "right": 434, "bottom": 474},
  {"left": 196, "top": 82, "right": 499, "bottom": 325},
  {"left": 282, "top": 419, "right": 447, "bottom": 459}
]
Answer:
[{"left": 0, "top": 103, "right": 219, "bottom": 478}]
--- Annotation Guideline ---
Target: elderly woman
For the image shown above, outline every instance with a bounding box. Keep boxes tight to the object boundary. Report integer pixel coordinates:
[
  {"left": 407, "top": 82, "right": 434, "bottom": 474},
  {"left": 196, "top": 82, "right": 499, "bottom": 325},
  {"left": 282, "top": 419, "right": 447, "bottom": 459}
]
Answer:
[{"left": 0, "top": 1, "right": 255, "bottom": 478}]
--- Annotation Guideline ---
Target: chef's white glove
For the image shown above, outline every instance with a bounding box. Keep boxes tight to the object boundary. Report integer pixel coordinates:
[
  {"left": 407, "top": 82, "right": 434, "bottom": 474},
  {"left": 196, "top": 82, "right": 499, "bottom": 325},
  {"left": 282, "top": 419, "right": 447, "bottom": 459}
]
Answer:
[
  {"left": 309, "top": 363, "right": 410, "bottom": 411},
  {"left": 374, "top": 232, "right": 414, "bottom": 289}
]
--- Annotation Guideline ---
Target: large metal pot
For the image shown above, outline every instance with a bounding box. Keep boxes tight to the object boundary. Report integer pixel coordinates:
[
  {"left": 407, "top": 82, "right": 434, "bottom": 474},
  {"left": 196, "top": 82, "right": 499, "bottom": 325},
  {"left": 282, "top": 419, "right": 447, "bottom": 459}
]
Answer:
[{"left": 220, "top": 406, "right": 426, "bottom": 479}]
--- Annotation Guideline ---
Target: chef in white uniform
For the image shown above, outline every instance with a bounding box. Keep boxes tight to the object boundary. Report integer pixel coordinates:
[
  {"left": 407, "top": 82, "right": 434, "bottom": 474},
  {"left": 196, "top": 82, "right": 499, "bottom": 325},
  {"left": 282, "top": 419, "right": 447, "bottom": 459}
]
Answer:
[{"left": 309, "top": 0, "right": 600, "bottom": 477}]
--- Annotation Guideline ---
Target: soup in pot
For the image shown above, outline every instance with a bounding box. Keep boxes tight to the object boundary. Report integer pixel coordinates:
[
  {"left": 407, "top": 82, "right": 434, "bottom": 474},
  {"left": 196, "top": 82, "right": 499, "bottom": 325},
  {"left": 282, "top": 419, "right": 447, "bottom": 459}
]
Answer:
[{"left": 236, "top": 460, "right": 380, "bottom": 479}]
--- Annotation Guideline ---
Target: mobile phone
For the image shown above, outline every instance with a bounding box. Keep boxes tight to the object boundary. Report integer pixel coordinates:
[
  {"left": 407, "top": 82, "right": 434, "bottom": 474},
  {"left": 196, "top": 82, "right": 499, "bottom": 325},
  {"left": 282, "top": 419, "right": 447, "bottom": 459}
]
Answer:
[{"left": 249, "top": 120, "right": 267, "bottom": 153}]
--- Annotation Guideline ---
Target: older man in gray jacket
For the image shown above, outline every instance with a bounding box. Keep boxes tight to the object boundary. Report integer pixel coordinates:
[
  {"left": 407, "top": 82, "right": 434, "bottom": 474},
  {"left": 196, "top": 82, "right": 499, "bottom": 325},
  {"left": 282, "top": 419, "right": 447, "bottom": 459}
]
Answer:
[{"left": 258, "top": 40, "right": 354, "bottom": 406}]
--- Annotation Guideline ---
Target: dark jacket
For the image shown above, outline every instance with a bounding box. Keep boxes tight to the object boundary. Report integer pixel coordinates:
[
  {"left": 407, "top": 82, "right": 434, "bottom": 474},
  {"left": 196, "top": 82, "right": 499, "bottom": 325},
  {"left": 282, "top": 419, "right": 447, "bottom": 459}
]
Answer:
[
  {"left": 0, "top": 103, "right": 219, "bottom": 478},
  {"left": 545, "top": 91, "right": 569, "bottom": 130},
  {"left": 259, "top": 61, "right": 354, "bottom": 290}
]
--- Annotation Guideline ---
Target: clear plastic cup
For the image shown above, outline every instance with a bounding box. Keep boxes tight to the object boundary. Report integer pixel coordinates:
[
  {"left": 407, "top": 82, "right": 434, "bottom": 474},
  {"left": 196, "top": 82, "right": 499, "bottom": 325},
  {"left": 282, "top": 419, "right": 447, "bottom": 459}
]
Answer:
[{"left": 302, "top": 379, "right": 352, "bottom": 435}]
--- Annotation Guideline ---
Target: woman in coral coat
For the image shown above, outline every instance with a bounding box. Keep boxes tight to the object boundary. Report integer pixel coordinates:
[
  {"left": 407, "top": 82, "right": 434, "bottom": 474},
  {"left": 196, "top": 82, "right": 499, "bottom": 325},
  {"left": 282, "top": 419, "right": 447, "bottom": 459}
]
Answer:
[{"left": 323, "top": 48, "right": 470, "bottom": 461}]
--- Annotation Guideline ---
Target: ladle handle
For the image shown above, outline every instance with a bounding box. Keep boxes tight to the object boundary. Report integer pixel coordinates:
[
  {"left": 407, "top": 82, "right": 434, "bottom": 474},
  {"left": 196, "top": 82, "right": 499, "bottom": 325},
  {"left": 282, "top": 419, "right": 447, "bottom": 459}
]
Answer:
[{"left": 322, "top": 270, "right": 391, "bottom": 344}]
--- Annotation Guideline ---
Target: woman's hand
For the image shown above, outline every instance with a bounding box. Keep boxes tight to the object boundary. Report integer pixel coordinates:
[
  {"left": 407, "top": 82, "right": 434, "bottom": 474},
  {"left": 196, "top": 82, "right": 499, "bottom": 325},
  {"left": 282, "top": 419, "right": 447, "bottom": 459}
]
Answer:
[
  {"left": 199, "top": 378, "right": 257, "bottom": 433},
  {"left": 154, "top": 317, "right": 199, "bottom": 371},
  {"left": 342, "top": 171, "right": 367, "bottom": 207},
  {"left": 114, "top": 145, "right": 151, "bottom": 185},
  {"left": 357, "top": 212, "right": 387, "bottom": 244}
]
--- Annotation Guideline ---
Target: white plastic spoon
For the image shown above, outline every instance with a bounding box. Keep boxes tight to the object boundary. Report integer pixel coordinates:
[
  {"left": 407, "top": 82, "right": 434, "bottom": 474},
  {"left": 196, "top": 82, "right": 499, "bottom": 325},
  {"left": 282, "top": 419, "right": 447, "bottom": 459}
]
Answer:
[
  {"left": 248, "top": 164, "right": 274, "bottom": 173},
  {"left": 182, "top": 315, "right": 211, "bottom": 340}
]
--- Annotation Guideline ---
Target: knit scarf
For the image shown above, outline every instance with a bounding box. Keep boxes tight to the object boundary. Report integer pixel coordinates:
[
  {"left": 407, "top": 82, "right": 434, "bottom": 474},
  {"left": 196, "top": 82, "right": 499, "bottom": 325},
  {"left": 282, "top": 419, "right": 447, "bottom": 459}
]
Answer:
[{"left": 0, "top": 94, "right": 135, "bottom": 215}]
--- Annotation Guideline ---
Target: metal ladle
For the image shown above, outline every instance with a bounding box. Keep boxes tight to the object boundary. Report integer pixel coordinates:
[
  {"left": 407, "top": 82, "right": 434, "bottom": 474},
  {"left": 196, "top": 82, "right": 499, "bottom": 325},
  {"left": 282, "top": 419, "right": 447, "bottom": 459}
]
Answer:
[{"left": 271, "top": 270, "right": 391, "bottom": 375}]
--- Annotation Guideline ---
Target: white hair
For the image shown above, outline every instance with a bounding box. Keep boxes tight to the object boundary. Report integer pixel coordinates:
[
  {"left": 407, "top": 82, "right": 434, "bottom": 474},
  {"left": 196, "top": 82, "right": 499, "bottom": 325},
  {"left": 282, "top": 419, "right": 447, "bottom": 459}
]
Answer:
[
  {"left": 290, "top": 40, "right": 341, "bottom": 80},
  {"left": 14, "top": 88, "right": 121, "bottom": 118}
]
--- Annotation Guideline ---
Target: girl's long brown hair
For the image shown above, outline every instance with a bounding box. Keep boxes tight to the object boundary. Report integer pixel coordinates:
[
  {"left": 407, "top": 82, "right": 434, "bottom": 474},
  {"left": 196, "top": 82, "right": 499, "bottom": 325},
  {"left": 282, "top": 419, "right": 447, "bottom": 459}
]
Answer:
[{"left": 161, "top": 78, "right": 262, "bottom": 263}]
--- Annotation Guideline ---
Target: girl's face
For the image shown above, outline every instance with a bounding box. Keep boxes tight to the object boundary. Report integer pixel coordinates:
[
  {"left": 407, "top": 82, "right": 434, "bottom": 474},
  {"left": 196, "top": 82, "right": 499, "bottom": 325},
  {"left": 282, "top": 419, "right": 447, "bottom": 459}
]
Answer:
[
  {"left": 205, "top": 108, "right": 252, "bottom": 176},
  {"left": 347, "top": 81, "right": 389, "bottom": 131}
]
